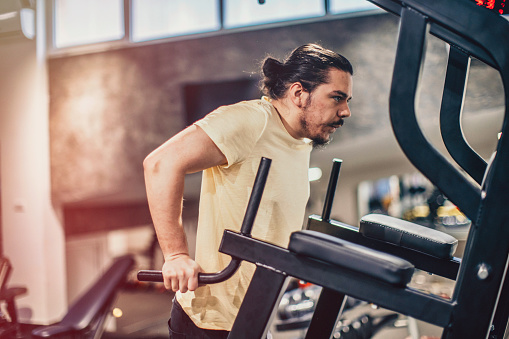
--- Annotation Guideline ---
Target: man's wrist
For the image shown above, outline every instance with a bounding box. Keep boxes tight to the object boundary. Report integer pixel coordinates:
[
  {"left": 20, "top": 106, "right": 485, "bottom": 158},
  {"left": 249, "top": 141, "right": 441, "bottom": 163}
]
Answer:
[{"left": 164, "top": 252, "right": 190, "bottom": 262}]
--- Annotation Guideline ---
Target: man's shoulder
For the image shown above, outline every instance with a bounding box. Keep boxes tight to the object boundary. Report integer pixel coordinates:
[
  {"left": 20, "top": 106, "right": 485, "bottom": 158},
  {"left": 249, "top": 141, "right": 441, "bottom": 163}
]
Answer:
[
  {"left": 221, "top": 98, "right": 272, "bottom": 114},
  {"left": 195, "top": 98, "right": 272, "bottom": 136},
  {"left": 208, "top": 98, "right": 272, "bottom": 124}
]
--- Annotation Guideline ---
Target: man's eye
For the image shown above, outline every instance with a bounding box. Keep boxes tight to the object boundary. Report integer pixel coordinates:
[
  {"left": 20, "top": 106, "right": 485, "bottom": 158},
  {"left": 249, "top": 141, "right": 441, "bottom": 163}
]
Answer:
[{"left": 333, "top": 96, "right": 344, "bottom": 102}]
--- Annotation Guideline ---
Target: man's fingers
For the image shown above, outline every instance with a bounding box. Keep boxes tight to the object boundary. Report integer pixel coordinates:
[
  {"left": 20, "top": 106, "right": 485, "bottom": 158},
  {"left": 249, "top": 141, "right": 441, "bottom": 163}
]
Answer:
[
  {"left": 170, "top": 273, "right": 180, "bottom": 292},
  {"left": 162, "top": 267, "right": 180, "bottom": 292},
  {"left": 162, "top": 269, "right": 173, "bottom": 291},
  {"left": 188, "top": 274, "right": 199, "bottom": 291},
  {"left": 161, "top": 256, "right": 202, "bottom": 293},
  {"left": 176, "top": 269, "right": 188, "bottom": 293},
  {"left": 187, "top": 262, "right": 202, "bottom": 291}
]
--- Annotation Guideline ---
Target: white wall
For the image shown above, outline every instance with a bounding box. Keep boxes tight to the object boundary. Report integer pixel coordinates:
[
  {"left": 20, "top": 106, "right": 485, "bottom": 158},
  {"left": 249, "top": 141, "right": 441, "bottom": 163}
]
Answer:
[{"left": 0, "top": 1, "right": 67, "bottom": 324}]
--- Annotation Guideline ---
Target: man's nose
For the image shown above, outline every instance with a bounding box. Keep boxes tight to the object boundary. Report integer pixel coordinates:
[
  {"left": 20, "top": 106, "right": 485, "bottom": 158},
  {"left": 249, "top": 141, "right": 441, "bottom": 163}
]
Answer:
[{"left": 338, "top": 103, "right": 351, "bottom": 118}]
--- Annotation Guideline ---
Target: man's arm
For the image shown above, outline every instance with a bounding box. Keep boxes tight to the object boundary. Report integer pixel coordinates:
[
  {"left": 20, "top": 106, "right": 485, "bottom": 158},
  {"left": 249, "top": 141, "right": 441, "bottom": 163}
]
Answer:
[{"left": 143, "top": 124, "right": 227, "bottom": 293}]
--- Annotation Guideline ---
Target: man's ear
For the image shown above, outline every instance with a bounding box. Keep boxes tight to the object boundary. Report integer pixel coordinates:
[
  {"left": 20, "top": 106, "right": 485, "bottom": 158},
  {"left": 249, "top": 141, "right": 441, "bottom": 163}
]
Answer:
[{"left": 288, "top": 82, "right": 309, "bottom": 108}]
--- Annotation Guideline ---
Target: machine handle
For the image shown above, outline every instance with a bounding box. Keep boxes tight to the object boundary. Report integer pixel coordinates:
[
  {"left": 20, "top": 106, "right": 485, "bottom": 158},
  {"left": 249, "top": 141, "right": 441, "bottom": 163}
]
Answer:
[
  {"left": 321, "top": 159, "right": 342, "bottom": 222},
  {"left": 137, "top": 157, "right": 272, "bottom": 285},
  {"left": 137, "top": 259, "right": 242, "bottom": 284}
]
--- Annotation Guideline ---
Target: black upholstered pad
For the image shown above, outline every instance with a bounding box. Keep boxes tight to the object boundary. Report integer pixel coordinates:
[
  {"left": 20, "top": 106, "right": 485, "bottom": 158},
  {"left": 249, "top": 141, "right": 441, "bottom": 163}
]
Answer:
[
  {"left": 289, "top": 230, "right": 414, "bottom": 287},
  {"left": 360, "top": 214, "right": 458, "bottom": 259}
]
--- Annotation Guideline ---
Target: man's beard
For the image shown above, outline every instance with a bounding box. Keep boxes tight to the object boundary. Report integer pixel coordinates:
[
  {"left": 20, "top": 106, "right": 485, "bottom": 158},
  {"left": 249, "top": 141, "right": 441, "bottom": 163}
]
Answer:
[
  {"left": 312, "top": 136, "right": 332, "bottom": 149},
  {"left": 299, "top": 106, "right": 344, "bottom": 149}
]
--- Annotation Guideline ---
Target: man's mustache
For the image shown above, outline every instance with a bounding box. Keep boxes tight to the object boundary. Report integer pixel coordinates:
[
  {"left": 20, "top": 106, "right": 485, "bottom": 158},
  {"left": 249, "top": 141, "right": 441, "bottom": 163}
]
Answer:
[{"left": 328, "top": 119, "right": 344, "bottom": 128}]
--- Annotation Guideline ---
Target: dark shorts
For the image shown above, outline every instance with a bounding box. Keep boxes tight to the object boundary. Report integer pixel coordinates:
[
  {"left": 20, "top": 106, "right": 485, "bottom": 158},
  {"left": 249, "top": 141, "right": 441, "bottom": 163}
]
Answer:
[{"left": 168, "top": 299, "right": 230, "bottom": 339}]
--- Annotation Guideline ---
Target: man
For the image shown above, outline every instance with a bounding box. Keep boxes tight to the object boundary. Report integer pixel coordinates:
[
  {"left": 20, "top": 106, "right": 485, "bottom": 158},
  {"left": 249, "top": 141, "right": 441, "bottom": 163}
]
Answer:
[{"left": 144, "top": 44, "right": 353, "bottom": 338}]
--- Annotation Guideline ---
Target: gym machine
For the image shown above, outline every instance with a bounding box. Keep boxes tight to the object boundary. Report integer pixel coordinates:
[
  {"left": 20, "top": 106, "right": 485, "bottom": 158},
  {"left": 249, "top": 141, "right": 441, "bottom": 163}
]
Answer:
[
  {"left": 139, "top": 0, "right": 509, "bottom": 337},
  {"left": 0, "top": 254, "right": 133, "bottom": 338},
  {"left": 28, "top": 255, "right": 134, "bottom": 339}
]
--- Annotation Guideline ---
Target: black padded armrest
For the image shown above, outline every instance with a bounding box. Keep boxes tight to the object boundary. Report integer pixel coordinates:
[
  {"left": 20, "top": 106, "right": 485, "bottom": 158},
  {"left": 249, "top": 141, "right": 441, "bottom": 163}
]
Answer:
[
  {"left": 289, "top": 230, "right": 414, "bottom": 287},
  {"left": 360, "top": 214, "right": 458, "bottom": 259}
]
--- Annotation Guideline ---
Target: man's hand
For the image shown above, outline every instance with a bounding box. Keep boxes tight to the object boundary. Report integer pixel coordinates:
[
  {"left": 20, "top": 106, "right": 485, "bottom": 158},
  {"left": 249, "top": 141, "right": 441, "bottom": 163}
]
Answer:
[{"left": 162, "top": 254, "right": 202, "bottom": 293}]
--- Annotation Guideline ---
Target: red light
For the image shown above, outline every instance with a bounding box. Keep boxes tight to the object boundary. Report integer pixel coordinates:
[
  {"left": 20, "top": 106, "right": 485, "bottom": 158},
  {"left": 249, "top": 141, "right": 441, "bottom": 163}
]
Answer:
[{"left": 474, "top": 0, "right": 507, "bottom": 14}]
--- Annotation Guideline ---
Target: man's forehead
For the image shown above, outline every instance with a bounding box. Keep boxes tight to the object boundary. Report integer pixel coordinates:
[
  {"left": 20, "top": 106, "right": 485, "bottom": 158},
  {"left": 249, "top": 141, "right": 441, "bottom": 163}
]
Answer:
[{"left": 326, "top": 69, "right": 353, "bottom": 96}]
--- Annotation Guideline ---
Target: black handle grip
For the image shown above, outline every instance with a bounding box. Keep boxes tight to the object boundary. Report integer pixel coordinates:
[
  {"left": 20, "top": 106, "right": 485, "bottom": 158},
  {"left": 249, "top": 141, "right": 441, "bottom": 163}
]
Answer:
[
  {"left": 137, "top": 270, "right": 163, "bottom": 282},
  {"left": 138, "top": 157, "right": 272, "bottom": 285},
  {"left": 137, "top": 259, "right": 242, "bottom": 284}
]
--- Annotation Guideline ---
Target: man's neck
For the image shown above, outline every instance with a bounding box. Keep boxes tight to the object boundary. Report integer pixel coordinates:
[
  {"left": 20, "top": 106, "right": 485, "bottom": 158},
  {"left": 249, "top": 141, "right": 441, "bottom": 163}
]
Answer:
[{"left": 271, "top": 99, "right": 302, "bottom": 139}]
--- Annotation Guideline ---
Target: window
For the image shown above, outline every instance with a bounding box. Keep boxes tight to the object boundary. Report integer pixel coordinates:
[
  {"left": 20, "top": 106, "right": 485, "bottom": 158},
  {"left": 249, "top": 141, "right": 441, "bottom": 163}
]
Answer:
[
  {"left": 329, "top": 0, "right": 379, "bottom": 14},
  {"left": 51, "top": 0, "right": 380, "bottom": 52},
  {"left": 131, "top": 0, "right": 221, "bottom": 42},
  {"left": 54, "top": 0, "right": 124, "bottom": 48},
  {"left": 224, "top": 0, "right": 325, "bottom": 29}
]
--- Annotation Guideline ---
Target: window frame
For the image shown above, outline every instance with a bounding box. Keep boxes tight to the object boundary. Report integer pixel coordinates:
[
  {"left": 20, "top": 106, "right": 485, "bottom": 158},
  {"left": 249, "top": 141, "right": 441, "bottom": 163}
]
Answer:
[{"left": 47, "top": 0, "right": 382, "bottom": 58}]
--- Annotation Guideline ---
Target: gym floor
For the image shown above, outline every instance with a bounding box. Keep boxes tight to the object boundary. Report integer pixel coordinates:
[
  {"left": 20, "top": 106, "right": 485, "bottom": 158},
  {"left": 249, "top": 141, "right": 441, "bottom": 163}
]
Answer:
[{"left": 103, "top": 286, "right": 172, "bottom": 339}]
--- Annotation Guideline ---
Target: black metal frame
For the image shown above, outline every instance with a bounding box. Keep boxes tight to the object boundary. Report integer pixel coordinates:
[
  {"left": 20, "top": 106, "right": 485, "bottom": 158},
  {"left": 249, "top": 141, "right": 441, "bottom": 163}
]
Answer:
[
  {"left": 220, "top": 231, "right": 453, "bottom": 336},
  {"left": 440, "top": 46, "right": 487, "bottom": 185},
  {"left": 381, "top": 1, "right": 509, "bottom": 338}
]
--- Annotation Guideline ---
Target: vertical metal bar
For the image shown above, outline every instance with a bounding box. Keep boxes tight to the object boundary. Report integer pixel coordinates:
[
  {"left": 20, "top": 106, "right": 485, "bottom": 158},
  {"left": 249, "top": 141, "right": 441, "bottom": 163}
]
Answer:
[
  {"left": 384, "top": 1, "right": 509, "bottom": 337},
  {"left": 440, "top": 46, "right": 486, "bottom": 184},
  {"left": 123, "top": 0, "right": 131, "bottom": 42},
  {"left": 321, "top": 159, "right": 342, "bottom": 222},
  {"left": 219, "top": 0, "right": 225, "bottom": 30},
  {"left": 305, "top": 288, "right": 346, "bottom": 339},
  {"left": 240, "top": 157, "right": 271, "bottom": 235},
  {"left": 229, "top": 266, "right": 287, "bottom": 339},
  {"left": 489, "top": 259, "right": 509, "bottom": 339},
  {"left": 445, "top": 113, "right": 509, "bottom": 337},
  {"left": 389, "top": 6, "right": 481, "bottom": 221}
]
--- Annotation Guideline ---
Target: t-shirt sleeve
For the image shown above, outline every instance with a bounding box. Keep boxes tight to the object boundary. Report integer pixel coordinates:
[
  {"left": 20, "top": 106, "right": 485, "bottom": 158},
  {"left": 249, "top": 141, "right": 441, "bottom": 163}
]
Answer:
[{"left": 194, "top": 101, "right": 269, "bottom": 167}]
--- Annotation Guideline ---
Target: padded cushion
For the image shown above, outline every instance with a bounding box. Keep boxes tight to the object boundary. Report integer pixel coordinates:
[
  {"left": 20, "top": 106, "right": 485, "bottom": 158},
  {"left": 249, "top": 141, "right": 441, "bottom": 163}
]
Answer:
[
  {"left": 360, "top": 214, "right": 458, "bottom": 259},
  {"left": 289, "top": 230, "right": 414, "bottom": 287}
]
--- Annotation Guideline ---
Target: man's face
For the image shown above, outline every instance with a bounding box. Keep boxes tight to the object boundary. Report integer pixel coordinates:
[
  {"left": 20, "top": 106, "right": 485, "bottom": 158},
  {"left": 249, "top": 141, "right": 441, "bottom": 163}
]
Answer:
[{"left": 298, "top": 68, "right": 353, "bottom": 147}]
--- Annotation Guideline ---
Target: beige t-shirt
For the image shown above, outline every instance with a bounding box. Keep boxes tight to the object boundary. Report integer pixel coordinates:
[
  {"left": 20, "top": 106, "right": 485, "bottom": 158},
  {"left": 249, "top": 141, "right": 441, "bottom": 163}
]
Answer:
[{"left": 176, "top": 97, "right": 312, "bottom": 330}]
